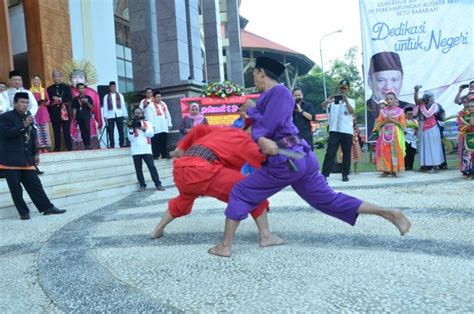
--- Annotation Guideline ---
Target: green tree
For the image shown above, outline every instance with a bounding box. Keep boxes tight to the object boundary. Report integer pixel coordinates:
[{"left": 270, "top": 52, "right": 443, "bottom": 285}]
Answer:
[
  {"left": 327, "top": 46, "right": 365, "bottom": 123},
  {"left": 296, "top": 46, "right": 365, "bottom": 122}
]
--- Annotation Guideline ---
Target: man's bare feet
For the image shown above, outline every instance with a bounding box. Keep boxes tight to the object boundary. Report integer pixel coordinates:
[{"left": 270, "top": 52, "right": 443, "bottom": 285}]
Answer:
[
  {"left": 260, "top": 233, "right": 287, "bottom": 248},
  {"left": 150, "top": 226, "right": 164, "bottom": 239},
  {"left": 387, "top": 209, "right": 411, "bottom": 236},
  {"left": 208, "top": 243, "right": 232, "bottom": 257}
]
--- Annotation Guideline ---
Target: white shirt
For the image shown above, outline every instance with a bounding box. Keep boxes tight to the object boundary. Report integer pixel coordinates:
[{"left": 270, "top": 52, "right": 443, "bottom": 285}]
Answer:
[
  {"left": 0, "top": 94, "right": 6, "bottom": 114},
  {"left": 405, "top": 119, "right": 418, "bottom": 149},
  {"left": 102, "top": 92, "right": 128, "bottom": 120},
  {"left": 127, "top": 120, "right": 154, "bottom": 156},
  {"left": 1, "top": 88, "right": 38, "bottom": 116},
  {"left": 150, "top": 101, "right": 172, "bottom": 134},
  {"left": 327, "top": 97, "right": 355, "bottom": 135},
  {"left": 139, "top": 98, "right": 157, "bottom": 126}
]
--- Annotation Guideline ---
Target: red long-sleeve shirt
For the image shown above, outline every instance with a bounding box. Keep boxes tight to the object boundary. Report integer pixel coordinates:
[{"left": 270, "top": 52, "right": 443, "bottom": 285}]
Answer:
[{"left": 177, "top": 125, "right": 265, "bottom": 171}]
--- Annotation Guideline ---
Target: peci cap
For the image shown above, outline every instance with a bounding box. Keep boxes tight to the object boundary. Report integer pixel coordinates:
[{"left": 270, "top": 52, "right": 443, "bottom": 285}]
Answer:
[
  {"left": 255, "top": 56, "right": 286, "bottom": 77},
  {"left": 9, "top": 70, "right": 21, "bottom": 78},
  {"left": 109, "top": 81, "right": 116, "bottom": 86},
  {"left": 13, "top": 92, "right": 29, "bottom": 102},
  {"left": 368, "top": 51, "right": 403, "bottom": 76},
  {"left": 339, "top": 79, "right": 350, "bottom": 88}
]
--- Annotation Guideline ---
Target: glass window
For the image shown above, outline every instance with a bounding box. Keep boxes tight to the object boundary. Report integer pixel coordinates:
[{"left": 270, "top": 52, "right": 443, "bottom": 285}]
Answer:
[
  {"left": 126, "top": 80, "right": 134, "bottom": 92},
  {"left": 125, "top": 61, "right": 133, "bottom": 79},
  {"left": 116, "top": 44, "right": 124, "bottom": 59},
  {"left": 124, "top": 47, "right": 132, "bottom": 60},
  {"left": 118, "top": 78, "right": 127, "bottom": 93},
  {"left": 117, "top": 60, "right": 126, "bottom": 77},
  {"left": 8, "top": 0, "right": 20, "bottom": 7}
]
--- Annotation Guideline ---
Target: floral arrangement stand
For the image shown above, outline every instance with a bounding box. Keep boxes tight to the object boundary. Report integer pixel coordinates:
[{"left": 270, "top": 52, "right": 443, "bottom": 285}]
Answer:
[{"left": 202, "top": 81, "right": 243, "bottom": 98}]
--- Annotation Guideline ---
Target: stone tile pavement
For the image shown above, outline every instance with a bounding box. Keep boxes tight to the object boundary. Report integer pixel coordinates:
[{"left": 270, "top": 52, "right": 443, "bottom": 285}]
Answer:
[{"left": 0, "top": 170, "right": 473, "bottom": 312}]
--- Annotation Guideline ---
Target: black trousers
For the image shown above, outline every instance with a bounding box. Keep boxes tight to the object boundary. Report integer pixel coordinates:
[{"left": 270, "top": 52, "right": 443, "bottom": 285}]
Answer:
[
  {"left": 439, "top": 126, "right": 447, "bottom": 167},
  {"left": 77, "top": 118, "right": 91, "bottom": 147},
  {"left": 107, "top": 117, "right": 125, "bottom": 148},
  {"left": 405, "top": 142, "right": 417, "bottom": 170},
  {"left": 132, "top": 154, "right": 162, "bottom": 187},
  {"left": 4, "top": 169, "right": 53, "bottom": 216},
  {"left": 152, "top": 132, "right": 169, "bottom": 159},
  {"left": 52, "top": 120, "right": 72, "bottom": 151},
  {"left": 300, "top": 132, "right": 314, "bottom": 151},
  {"left": 322, "top": 131, "right": 353, "bottom": 177}
]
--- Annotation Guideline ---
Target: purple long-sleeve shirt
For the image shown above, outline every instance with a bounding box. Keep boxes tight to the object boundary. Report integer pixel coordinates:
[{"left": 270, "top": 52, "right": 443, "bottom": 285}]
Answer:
[
  {"left": 248, "top": 84, "right": 299, "bottom": 142},
  {"left": 248, "top": 84, "right": 304, "bottom": 165}
]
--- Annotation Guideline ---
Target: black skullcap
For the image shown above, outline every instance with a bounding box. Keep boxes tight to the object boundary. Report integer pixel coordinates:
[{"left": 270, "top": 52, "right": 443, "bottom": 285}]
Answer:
[
  {"left": 14, "top": 92, "right": 29, "bottom": 102},
  {"left": 109, "top": 81, "right": 116, "bottom": 86},
  {"left": 368, "top": 51, "right": 403, "bottom": 76},
  {"left": 404, "top": 106, "right": 414, "bottom": 113},
  {"left": 9, "top": 70, "right": 21, "bottom": 78},
  {"left": 255, "top": 56, "right": 286, "bottom": 77},
  {"left": 339, "top": 79, "right": 350, "bottom": 87}
]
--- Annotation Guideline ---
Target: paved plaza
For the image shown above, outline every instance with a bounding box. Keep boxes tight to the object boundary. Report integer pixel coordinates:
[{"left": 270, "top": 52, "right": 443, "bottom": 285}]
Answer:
[{"left": 0, "top": 170, "right": 473, "bottom": 312}]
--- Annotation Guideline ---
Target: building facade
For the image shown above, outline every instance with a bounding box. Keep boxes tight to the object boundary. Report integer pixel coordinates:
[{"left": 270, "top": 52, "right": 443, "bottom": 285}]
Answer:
[{"left": 1, "top": 0, "right": 248, "bottom": 136}]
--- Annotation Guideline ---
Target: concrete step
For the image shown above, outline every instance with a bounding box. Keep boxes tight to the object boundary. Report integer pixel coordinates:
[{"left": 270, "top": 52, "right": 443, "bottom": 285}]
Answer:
[
  {"left": 0, "top": 177, "right": 174, "bottom": 219},
  {"left": 0, "top": 149, "right": 175, "bottom": 219},
  {"left": 0, "top": 161, "right": 173, "bottom": 192}
]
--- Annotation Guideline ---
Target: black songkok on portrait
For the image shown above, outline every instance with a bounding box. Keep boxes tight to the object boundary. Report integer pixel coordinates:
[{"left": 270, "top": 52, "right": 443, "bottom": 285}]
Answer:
[{"left": 368, "top": 51, "right": 403, "bottom": 76}]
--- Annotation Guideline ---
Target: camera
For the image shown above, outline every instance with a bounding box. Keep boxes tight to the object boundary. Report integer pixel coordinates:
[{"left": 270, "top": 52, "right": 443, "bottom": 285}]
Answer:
[
  {"left": 461, "top": 84, "right": 469, "bottom": 89},
  {"left": 128, "top": 118, "right": 143, "bottom": 129},
  {"left": 334, "top": 95, "right": 343, "bottom": 104}
]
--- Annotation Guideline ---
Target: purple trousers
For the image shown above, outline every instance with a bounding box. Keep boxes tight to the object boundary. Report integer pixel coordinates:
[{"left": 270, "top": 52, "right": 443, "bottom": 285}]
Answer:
[{"left": 225, "top": 145, "right": 362, "bottom": 225}]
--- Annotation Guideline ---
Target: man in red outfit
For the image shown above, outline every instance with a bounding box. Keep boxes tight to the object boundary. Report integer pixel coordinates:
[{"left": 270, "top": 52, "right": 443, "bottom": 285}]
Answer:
[{"left": 151, "top": 123, "right": 285, "bottom": 248}]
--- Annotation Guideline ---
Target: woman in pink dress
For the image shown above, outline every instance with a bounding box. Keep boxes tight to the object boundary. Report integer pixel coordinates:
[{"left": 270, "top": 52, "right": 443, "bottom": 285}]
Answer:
[{"left": 30, "top": 75, "right": 52, "bottom": 152}]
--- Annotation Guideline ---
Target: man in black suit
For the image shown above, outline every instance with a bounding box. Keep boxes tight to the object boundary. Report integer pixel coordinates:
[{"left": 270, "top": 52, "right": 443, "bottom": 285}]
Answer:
[
  {"left": 0, "top": 92, "right": 66, "bottom": 220},
  {"left": 366, "top": 51, "right": 414, "bottom": 140},
  {"left": 46, "top": 70, "right": 73, "bottom": 151}
]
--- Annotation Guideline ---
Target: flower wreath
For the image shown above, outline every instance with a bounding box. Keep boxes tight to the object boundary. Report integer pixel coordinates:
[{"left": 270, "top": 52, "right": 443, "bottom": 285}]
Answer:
[{"left": 202, "top": 81, "right": 243, "bottom": 98}]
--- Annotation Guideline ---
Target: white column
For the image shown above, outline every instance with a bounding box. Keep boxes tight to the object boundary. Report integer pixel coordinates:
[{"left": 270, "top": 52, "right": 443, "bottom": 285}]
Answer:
[{"left": 69, "top": 0, "right": 118, "bottom": 88}]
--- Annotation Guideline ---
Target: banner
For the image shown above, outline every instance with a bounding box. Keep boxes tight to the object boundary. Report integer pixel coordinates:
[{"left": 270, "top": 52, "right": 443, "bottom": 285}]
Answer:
[
  {"left": 180, "top": 94, "right": 259, "bottom": 126},
  {"left": 360, "top": 0, "right": 474, "bottom": 140}
]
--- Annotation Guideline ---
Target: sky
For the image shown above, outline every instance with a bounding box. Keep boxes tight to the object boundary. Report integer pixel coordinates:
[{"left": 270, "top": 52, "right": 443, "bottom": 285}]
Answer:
[{"left": 239, "top": 0, "right": 362, "bottom": 69}]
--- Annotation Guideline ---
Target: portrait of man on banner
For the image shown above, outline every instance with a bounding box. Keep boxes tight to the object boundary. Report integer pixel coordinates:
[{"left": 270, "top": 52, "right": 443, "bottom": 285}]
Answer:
[{"left": 366, "top": 51, "right": 413, "bottom": 140}]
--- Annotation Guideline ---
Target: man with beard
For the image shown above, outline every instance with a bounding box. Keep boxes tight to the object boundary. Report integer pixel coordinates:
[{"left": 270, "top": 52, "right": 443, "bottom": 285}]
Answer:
[{"left": 46, "top": 70, "right": 73, "bottom": 151}]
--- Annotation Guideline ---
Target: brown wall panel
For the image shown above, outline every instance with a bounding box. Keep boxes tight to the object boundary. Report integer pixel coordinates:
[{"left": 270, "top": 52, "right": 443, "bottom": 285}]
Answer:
[
  {"left": 24, "top": 0, "right": 72, "bottom": 86},
  {"left": 0, "top": 0, "right": 13, "bottom": 81}
]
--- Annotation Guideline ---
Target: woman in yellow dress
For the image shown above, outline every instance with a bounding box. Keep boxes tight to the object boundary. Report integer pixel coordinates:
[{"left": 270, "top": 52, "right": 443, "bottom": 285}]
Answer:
[{"left": 373, "top": 92, "right": 406, "bottom": 177}]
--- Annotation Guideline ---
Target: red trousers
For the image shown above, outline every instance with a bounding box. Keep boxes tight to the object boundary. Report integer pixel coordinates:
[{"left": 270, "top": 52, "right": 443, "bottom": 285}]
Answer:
[{"left": 168, "top": 156, "right": 268, "bottom": 219}]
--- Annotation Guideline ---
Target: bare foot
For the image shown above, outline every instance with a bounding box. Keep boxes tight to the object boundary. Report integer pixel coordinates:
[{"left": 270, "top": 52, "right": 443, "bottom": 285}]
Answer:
[
  {"left": 388, "top": 209, "right": 411, "bottom": 236},
  {"left": 208, "top": 243, "right": 231, "bottom": 257},
  {"left": 150, "top": 226, "right": 164, "bottom": 239},
  {"left": 260, "top": 233, "right": 287, "bottom": 248}
]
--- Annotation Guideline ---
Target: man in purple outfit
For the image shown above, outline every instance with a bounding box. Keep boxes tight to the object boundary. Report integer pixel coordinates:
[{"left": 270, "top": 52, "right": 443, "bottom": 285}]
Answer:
[{"left": 208, "top": 56, "right": 411, "bottom": 257}]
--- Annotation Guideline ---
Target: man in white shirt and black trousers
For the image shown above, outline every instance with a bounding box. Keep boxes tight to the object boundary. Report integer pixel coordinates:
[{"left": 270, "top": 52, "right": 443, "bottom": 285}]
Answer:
[
  {"left": 103, "top": 81, "right": 128, "bottom": 148},
  {"left": 321, "top": 80, "right": 356, "bottom": 182},
  {"left": 127, "top": 106, "right": 165, "bottom": 192},
  {"left": 151, "top": 91, "right": 173, "bottom": 159}
]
